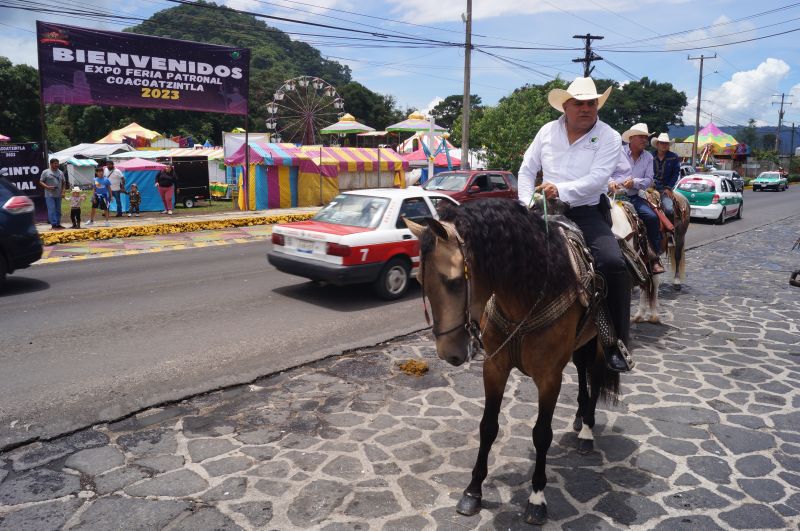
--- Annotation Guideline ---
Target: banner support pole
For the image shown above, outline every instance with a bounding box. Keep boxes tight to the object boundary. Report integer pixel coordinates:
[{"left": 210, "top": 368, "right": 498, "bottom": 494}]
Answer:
[
  {"left": 37, "top": 58, "right": 48, "bottom": 169},
  {"left": 243, "top": 109, "right": 249, "bottom": 211}
]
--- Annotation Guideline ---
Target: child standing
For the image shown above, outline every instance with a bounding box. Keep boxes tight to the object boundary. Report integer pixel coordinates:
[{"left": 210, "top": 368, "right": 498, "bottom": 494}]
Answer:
[
  {"left": 87, "top": 166, "right": 112, "bottom": 227},
  {"left": 69, "top": 186, "right": 84, "bottom": 228},
  {"left": 128, "top": 183, "right": 141, "bottom": 217}
]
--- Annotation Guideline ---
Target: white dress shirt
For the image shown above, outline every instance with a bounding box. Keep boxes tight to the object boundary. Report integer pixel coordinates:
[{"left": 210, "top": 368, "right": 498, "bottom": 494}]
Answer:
[
  {"left": 518, "top": 115, "right": 626, "bottom": 208},
  {"left": 611, "top": 145, "right": 654, "bottom": 196}
]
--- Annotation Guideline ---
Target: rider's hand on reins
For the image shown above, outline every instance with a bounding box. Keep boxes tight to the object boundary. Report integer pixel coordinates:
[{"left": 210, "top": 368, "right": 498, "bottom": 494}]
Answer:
[{"left": 535, "top": 182, "right": 559, "bottom": 200}]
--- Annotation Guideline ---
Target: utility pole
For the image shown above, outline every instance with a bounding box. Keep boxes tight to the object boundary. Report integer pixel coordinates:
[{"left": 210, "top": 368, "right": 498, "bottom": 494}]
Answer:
[
  {"left": 572, "top": 34, "right": 604, "bottom": 77},
  {"left": 772, "top": 93, "right": 792, "bottom": 153},
  {"left": 460, "top": 0, "right": 472, "bottom": 170},
  {"left": 789, "top": 123, "right": 796, "bottom": 172},
  {"left": 688, "top": 53, "right": 716, "bottom": 167}
]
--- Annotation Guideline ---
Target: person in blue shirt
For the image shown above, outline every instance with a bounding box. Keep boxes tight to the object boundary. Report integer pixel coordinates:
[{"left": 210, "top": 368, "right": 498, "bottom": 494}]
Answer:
[
  {"left": 651, "top": 133, "right": 681, "bottom": 220},
  {"left": 87, "top": 166, "right": 112, "bottom": 227}
]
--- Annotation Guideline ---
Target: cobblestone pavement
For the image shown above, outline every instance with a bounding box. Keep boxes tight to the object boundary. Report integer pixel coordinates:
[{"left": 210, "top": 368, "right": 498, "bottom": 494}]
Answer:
[{"left": 1, "top": 218, "right": 799, "bottom": 530}]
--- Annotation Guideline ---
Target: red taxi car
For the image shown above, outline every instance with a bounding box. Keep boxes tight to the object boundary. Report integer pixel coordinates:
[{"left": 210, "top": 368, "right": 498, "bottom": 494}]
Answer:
[{"left": 268, "top": 188, "right": 458, "bottom": 299}]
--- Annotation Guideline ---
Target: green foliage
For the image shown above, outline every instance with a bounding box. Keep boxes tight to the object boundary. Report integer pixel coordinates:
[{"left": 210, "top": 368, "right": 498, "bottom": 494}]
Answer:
[
  {"left": 430, "top": 94, "right": 483, "bottom": 143},
  {"left": 737, "top": 118, "right": 759, "bottom": 147},
  {"left": 752, "top": 148, "right": 779, "bottom": 163},
  {"left": 596, "top": 77, "right": 687, "bottom": 134},
  {"left": 0, "top": 57, "right": 41, "bottom": 142},
  {"left": 338, "top": 82, "right": 407, "bottom": 131},
  {"left": 469, "top": 81, "right": 564, "bottom": 171},
  {"left": 20, "top": 1, "right": 401, "bottom": 146},
  {"left": 761, "top": 133, "right": 777, "bottom": 150}
]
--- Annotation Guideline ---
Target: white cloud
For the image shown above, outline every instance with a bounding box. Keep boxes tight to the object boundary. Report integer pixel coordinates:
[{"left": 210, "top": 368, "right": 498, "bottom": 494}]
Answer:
[
  {"left": 683, "top": 58, "right": 791, "bottom": 126},
  {"left": 391, "top": 0, "right": 681, "bottom": 24},
  {"left": 665, "top": 15, "right": 756, "bottom": 51},
  {"left": 421, "top": 97, "right": 444, "bottom": 116}
]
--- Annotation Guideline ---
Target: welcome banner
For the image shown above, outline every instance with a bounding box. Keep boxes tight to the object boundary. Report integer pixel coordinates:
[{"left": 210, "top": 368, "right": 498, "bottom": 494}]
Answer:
[{"left": 36, "top": 21, "right": 250, "bottom": 115}]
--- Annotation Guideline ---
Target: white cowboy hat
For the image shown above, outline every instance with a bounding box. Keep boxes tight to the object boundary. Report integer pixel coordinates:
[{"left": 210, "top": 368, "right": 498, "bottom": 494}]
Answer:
[
  {"left": 651, "top": 132, "right": 672, "bottom": 148},
  {"left": 621, "top": 123, "right": 650, "bottom": 143},
  {"left": 548, "top": 77, "right": 612, "bottom": 113}
]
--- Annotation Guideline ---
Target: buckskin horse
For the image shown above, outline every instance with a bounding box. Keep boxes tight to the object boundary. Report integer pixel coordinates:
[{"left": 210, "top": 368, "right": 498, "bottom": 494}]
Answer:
[{"left": 405, "top": 198, "right": 623, "bottom": 526}]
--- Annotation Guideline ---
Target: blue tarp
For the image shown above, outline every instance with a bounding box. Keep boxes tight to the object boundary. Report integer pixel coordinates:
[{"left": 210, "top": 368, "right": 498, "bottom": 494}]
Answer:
[{"left": 109, "top": 169, "right": 172, "bottom": 212}]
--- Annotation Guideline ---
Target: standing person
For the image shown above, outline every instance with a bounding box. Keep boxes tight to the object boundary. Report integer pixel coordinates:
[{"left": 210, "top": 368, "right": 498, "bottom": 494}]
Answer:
[
  {"left": 651, "top": 133, "right": 681, "bottom": 220},
  {"left": 68, "top": 186, "right": 84, "bottom": 229},
  {"left": 39, "top": 158, "right": 66, "bottom": 230},
  {"left": 128, "top": 183, "right": 141, "bottom": 217},
  {"left": 518, "top": 76, "right": 633, "bottom": 373},
  {"left": 106, "top": 160, "right": 126, "bottom": 217},
  {"left": 155, "top": 164, "right": 176, "bottom": 215},
  {"left": 610, "top": 123, "right": 664, "bottom": 274},
  {"left": 87, "top": 166, "right": 112, "bottom": 227}
]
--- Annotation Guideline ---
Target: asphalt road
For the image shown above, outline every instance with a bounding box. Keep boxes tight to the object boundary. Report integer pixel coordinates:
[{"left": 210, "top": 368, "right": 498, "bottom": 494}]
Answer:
[{"left": 1, "top": 186, "right": 797, "bottom": 449}]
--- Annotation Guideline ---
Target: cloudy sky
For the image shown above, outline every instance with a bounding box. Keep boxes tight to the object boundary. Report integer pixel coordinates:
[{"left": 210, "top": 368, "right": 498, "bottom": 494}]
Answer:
[{"left": 3, "top": 0, "right": 800, "bottom": 129}]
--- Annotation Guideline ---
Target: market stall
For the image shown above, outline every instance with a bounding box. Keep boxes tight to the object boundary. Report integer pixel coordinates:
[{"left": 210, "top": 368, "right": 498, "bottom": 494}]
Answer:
[
  {"left": 225, "top": 142, "right": 334, "bottom": 209},
  {"left": 112, "top": 157, "right": 168, "bottom": 212},
  {"left": 300, "top": 146, "right": 408, "bottom": 190},
  {"left": 65, "top": 157, "right": 98, "bottom": 187}
]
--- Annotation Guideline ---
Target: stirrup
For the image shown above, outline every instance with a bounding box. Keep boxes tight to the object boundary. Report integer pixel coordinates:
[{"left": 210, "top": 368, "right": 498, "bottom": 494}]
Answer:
[{"left": 604, "top": 340, "right": 635, "bottom": 373}]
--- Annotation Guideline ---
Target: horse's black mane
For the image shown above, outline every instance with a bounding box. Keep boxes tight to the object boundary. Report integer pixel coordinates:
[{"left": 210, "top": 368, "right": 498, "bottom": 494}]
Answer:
[{"left": 421, "top": 198, "right": 576, "bottom": 305}]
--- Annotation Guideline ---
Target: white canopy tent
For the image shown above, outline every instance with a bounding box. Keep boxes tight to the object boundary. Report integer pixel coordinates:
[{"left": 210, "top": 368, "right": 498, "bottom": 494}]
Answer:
[{"left": 51, "top": 143, "right": 134, "bottom": 161}]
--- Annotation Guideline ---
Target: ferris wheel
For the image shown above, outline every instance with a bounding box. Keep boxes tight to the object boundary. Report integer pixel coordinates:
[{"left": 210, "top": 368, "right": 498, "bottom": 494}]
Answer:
[{"left": 265, "top": 76, "right": 345, "bottom": 145}]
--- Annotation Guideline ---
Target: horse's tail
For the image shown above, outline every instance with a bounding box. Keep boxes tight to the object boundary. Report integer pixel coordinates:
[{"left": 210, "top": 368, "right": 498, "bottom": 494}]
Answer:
[{"left": 591, "top": 341, "right": 620, "bottom": 403}]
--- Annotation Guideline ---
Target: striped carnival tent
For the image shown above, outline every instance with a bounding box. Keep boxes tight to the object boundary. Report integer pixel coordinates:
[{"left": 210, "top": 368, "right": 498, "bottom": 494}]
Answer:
[
  {"left": 65, "top": 157, "right": 98, "bottom": 187},
  {"left": 299, "top": 146, "right": 408, "bottom": 190},
  {"left": 225, "top": 142, "right": 336, "bottom": 210}
]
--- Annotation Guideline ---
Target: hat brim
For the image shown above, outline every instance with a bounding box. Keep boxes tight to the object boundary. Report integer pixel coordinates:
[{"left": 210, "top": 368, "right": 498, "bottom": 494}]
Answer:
[
  {"left": 651, "top": 137, "right": 673, "bottom": 148},
  {"left": 622, "top": 128, "right": 649, "bottom": 143},
  {"left": 548, "top": 85, "right": 612, "bottom": 113}
]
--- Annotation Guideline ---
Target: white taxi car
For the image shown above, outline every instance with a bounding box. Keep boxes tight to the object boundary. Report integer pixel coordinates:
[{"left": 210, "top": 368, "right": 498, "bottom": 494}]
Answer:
[
  {"left": 675, "top": 173, "right": 743, "bottom": 224},
  {"left": 268, "top": 188, "right": 459, "bottom": 299}
]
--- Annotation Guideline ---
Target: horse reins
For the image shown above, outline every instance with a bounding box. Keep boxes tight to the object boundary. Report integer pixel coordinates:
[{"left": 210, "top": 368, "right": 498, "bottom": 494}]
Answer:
[{"left": 420, "top": 228, "right": 484, "bottom": 352}]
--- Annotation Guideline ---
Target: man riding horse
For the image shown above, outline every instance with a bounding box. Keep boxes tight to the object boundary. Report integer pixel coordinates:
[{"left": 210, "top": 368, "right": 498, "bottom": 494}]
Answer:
[
  {"left": 652, "top": 132, "right": 681, "bottom": 221},
  {"left": 518, "top": 76, "right": 633, "bottom": 373},
  {"left": 610, "top": 122, "right": 665, "bottom": 274}
]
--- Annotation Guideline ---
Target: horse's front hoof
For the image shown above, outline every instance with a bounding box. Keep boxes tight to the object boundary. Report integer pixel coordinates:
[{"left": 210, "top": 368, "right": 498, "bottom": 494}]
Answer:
[
  {"left": 578, "top": 438, "right": 594, "bottom": 454},
  {"left": 673, "top": 283, "right": 682, "bottom": 291},
  {"left": 632, "top": 314, "right": 644, "bottom": 323},
  {"left": 524, "top": 502, "right": 548, "bottom": 525},
  {"left": 456, "top": 492, "right": 481, "bottom": 516},
  {"left": 648, "top": 315, "right": 661, "bottom": 324},
  {"left": 573, "top": 416, "right": 582, "bottom": 432}
]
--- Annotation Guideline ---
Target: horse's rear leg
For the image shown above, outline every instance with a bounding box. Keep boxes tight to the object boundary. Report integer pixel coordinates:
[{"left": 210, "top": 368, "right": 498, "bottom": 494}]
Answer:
[
  {"left": 524, "top": 378, "right": 561, "bottom": 525},
  {"left": 456, "top": 364, "right": 510, "bottom": 517},
  {"left": 572, "top": 350, "right": 590, "bottom": 432}
]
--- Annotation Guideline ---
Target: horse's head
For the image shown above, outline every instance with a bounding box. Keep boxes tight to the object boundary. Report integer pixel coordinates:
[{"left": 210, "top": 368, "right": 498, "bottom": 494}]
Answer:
[{"left": 405, "top": 217, "right": 482, "bottom": 367}]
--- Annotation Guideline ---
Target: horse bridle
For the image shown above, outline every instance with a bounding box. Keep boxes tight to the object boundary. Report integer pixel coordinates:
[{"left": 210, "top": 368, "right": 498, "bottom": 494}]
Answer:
[{"left": 420, "top": 225, "right": 484, "bottom": 351}]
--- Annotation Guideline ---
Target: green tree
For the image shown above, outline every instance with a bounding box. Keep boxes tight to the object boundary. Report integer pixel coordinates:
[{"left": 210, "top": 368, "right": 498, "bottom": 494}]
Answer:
[
  {"left": 338, "top": 82, "right": 406, "bottom": 131},
  {"left": 596, "top": 77, "right": 687, "bottom": 134},
  {"left": 0, "top": 57, "right": 42, "bottom": 143},
  {"left": 469, "top": 80, "right": 565, "bottom": 171},
  {"left": 737, "top": 118, "right": 758, "bottom": 147},
  {"left": 430, "top": 94, "right": 483, "bottom": 135},
  {"left": 761, "top": 133, "right": 776, "bottom": 150}
]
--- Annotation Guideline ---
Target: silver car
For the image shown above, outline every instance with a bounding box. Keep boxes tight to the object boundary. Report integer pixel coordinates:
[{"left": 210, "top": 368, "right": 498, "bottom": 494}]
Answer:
[{"left": 712, "top": 170, "right": 744, "bottom": 192}]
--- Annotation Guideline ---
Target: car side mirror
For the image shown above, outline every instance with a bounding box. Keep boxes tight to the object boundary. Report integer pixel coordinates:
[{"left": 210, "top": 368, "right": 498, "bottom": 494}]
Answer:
[{"left": 468, "top": 185, "right": 480, "bottom": 193}]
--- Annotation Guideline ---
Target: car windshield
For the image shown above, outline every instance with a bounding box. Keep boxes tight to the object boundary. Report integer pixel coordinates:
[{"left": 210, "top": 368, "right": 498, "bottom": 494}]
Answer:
[
  {"left": 313, "top": 194, "right": 390, "bottom": 228},
  {"left": 678, "top": 179, "right": 715, "bottom": 193},
  {"left": 757, "top": 173, "right": 780, "bottom": 180},
  {"left": 423, "top": 173, "right": 468, "bottom": 191}
]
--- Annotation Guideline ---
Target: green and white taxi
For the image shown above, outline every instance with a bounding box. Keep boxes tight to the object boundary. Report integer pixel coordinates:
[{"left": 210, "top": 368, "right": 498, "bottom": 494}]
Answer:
[
  {"left": 751, "top": 171, "right": 788, "bottom": 192},
  {"left": 675, "top": 174, "right": 743, "bottom": 224}
]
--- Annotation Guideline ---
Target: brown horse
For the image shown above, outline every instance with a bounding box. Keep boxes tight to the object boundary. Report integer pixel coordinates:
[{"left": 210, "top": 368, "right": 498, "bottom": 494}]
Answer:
[
  {"left": 406, "top": 198, "right": 619, "bottom": 526},
  {"left": 632, "top": 190, "right": 690, "bottom": 323}
]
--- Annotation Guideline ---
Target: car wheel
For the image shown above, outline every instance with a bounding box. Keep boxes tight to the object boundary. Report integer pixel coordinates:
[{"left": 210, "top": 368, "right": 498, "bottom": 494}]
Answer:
[
  {"left": 184, "top": 198, "right": 195, "bottom": 208},
  {"left": 715, "top": 207, "right": 726, "bottom": 225},
  {"left": 373, "top": 257, "right": 410, "bottom": 300},
  {"left": 736, "top": 203, "right": 743, "bottom": 219}
]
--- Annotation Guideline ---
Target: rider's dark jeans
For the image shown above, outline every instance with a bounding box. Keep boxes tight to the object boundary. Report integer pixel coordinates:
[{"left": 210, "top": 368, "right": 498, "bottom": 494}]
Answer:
[
  {"left": 628, "top": 195, "right": 660, "bottom": 252},
  {"left": 566, "top": 202, "right": 631, "bottom": 348}
]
